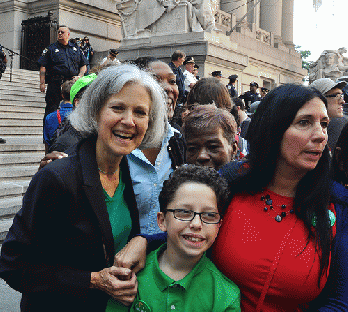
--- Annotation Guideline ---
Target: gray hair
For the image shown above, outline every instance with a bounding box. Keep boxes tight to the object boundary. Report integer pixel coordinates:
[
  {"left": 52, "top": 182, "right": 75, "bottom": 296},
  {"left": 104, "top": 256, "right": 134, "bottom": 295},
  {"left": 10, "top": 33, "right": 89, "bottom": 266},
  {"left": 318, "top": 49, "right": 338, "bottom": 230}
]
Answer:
[{"left": 69, "top": 64, "right": 168, "bottom": 149}]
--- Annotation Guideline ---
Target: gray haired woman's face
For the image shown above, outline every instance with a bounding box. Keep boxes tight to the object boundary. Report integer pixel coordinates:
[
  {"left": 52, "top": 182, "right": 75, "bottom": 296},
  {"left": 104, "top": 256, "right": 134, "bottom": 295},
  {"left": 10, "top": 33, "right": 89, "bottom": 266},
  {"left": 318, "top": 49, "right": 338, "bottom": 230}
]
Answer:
[{"left": 96, "top": 82, "right": 152, "bottom": 157}]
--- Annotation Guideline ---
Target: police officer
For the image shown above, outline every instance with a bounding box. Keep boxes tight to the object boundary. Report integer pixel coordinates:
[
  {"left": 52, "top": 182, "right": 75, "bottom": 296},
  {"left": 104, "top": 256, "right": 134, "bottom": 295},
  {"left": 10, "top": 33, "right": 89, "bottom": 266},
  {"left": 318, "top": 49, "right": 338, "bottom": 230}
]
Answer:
[
  {"left": 38, "top": 26, "right": 87, "bottom": 119},
  {"left": 239, "top": 81, "right": 261, "bottom": 112}
]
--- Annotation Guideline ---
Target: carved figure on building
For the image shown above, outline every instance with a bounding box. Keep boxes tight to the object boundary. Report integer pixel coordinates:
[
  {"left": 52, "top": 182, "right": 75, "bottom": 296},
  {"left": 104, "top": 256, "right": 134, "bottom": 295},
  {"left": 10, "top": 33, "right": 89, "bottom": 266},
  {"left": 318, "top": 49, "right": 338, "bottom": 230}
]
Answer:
[
  {"left": 309, "top": 48, "right": 348, "bottom": 83},
  {"left": 116, "top": 0, "right": 218, "bottom": 39}
]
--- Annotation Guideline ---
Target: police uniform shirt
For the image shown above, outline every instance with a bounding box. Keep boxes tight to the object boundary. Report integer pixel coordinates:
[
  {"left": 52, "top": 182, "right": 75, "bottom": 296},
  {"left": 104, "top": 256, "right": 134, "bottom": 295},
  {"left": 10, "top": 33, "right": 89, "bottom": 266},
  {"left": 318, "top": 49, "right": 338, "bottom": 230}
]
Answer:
[{"left": 38, "top": 41, "right": 87, "bottom": 80}]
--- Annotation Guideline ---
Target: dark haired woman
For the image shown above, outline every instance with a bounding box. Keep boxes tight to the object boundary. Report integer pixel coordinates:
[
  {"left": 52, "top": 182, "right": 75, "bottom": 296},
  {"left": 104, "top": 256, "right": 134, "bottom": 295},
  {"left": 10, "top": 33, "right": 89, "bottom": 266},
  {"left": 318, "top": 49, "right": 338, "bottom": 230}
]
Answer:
[{"left": 215, "top": 84, "right": 348, "bottom": 311}]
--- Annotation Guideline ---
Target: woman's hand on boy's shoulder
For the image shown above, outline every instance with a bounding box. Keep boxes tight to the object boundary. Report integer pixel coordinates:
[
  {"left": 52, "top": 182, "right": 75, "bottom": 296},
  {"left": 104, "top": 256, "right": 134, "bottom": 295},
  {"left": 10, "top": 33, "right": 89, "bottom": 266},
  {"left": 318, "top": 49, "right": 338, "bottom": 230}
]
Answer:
[{"left": 114, "top": 236, "right": 147, "bottom": 273}]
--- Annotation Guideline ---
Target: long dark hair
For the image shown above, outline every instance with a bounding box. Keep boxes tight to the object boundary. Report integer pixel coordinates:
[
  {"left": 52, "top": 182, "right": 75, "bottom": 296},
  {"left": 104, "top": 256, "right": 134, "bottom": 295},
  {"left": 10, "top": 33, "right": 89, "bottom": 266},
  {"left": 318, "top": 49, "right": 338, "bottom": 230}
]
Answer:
[{"left": 232, "top": 84, "right": 332, "bottom": 284}]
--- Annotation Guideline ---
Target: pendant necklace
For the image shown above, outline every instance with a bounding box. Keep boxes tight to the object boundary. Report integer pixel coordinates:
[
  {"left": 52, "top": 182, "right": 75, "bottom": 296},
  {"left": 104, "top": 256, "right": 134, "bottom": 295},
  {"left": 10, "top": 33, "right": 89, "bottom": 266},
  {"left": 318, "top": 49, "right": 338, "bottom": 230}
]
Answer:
[{"left": 261, "top": 194, "right": 294, "bottom": 222}]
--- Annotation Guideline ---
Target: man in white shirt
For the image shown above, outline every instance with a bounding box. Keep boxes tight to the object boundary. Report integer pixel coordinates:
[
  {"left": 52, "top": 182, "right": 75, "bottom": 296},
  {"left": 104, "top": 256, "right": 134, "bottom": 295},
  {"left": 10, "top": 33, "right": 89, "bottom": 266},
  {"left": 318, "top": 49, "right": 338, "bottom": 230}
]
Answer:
[{"left": 183, "top": 56, "right": 197, "bottom": 94}]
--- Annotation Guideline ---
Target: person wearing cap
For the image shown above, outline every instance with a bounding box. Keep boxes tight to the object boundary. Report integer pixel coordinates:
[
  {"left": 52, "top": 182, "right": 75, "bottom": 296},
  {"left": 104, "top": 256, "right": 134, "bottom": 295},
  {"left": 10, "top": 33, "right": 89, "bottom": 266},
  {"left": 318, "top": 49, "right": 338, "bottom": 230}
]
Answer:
[
  {"left": 100, "top": 49, "right": 121, "bottom": 66},
  {"left": 81, "top": 36, "right": 94, "bottom": 74},
  {"left": 227, "top": 74, "right": 238, "bottom": 98},
  {"left": 310, "top": 78, "right": 348, "bottom": 151},
  {"left": 212, "top": 70, "right": 222, "bottom": 79},
  {"left": 183, "top": 56, "right": 197, "bottom": 93},
  {"left": 47, "top": 73, "right": 97, "bottom": 153},
  {"left": 239, "top": 81, "right": 261, "bottom": 111},
  {"left": 38, "top": 26, "right": 87, "bottom": 121}
]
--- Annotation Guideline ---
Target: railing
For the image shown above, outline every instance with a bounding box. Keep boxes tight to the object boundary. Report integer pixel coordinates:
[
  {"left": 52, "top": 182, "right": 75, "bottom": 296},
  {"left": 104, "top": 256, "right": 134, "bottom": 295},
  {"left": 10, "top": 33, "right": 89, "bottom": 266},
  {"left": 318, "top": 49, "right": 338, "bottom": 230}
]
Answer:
[{"left": 0, "top": 45, "right": 37, "bottom": 82}]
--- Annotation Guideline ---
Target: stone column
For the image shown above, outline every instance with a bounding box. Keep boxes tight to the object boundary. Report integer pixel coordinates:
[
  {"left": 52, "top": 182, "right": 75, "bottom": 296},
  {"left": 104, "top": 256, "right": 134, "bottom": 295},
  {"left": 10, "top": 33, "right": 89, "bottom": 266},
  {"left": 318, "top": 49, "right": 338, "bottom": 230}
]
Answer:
[
  {"left": 281, "top": 0, "right": 294, "bottom": 47},
  {"left": 220, "top": 0, "right": 248, "bottom": 22},
  {"left": 260, "top": 0, "right": 282, "bottom": 39}
]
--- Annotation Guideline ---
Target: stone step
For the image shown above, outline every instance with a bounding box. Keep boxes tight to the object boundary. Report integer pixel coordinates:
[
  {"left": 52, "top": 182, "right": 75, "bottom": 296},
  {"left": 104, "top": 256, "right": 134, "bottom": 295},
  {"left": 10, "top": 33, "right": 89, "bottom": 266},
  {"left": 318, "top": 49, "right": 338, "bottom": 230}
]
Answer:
[
  {"left": 0, "top": 119, "right": 42, "bottom": 127},
  {"left": 0, "top": 218, "right": 15, "bottom": 242},
  {"left": 2, "top": 69, "right": 40, "bottom": 79},
  {"left": 0, "top": 94, "right": 44, "bottom": 102},
  {"left": 0, "top": 165, "right": 38, "bottom": 180},
  {"left": 0, "top": 128, "right": 42, "bottom": 136},
  {"left": 0, "top": 87, "right": 43, "bottom": 96},
  {"left": 0, "top": 180, "right": 30, "bottom": 197},
  {"left": 0, "top": 196, "right": 22, "bottom": 219},
  {"left": 0, "top": 136, "right": 44, "bottom": 151},
  {"left": 0, "top": 88, "right": 43, "bottom": 97},
  {"left": 0, "top": 104, "right": 44, "bottom": 114},
  {"left": 0, "top": 152, "right": 43, "bottom": 165},
  {"left": 0, "top": 111, "right": 44, "bottom": 120},
  {"left": 0, "top": 100, "right": 45, "bottom": 109}
]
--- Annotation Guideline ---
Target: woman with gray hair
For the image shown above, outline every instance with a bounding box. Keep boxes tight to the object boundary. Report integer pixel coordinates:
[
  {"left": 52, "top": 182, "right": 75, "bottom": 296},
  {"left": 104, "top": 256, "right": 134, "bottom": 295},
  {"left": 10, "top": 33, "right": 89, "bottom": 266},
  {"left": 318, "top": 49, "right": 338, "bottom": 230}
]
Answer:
[{"left": 0, "top": 64, "right": 167, "bottom": 312}]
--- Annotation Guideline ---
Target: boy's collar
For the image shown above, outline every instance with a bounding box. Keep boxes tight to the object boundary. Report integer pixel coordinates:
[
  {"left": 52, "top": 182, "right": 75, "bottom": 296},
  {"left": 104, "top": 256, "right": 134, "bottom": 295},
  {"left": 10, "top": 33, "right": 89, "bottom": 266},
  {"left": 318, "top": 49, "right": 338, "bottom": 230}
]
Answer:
[{"left": 152, "top": 243, "right": 208, "bottom": 291}]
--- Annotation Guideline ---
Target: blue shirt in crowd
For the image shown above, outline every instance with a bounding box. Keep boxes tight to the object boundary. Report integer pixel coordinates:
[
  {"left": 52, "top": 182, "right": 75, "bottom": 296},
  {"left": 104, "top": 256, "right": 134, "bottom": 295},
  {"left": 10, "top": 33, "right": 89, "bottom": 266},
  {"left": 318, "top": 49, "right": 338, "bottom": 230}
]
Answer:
[{"left": 126, "top": 124, "right": 178, "bottom": 234}]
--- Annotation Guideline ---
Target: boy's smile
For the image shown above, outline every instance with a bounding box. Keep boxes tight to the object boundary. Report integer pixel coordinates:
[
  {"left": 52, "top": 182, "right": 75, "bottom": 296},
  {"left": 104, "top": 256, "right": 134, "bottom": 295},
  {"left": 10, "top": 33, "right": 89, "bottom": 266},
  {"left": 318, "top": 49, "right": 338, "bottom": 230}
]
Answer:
[{"left": 157, "top": 182, "right": 220, "bottom": 266}]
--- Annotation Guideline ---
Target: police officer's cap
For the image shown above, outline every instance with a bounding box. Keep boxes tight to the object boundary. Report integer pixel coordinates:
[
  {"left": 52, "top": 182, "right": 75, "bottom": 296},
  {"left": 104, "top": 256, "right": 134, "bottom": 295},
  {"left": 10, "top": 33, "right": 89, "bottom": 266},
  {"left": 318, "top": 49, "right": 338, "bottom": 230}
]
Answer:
[
  {"left": 212, "top": 71, "right": 222, "bottom": 77},
  {"left": 228, "top": 74, "right": 238, "bottom": 80}
]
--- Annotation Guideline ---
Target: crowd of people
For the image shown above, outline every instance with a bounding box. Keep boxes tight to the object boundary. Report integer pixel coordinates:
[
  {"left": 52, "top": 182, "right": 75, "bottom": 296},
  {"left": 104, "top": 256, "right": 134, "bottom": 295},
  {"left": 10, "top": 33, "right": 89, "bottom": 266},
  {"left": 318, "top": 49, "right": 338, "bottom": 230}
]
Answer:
[{"left": 0, "top": 24, "right": 348, "bottom": 312}]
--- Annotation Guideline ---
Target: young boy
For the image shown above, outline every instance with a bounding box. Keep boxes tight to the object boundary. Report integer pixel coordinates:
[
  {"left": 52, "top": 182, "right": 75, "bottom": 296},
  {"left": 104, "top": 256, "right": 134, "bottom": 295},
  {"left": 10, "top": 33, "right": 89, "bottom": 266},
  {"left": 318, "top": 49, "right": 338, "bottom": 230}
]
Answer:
[{"left": 130, "top": 164, "right": 241, "bottom": 311}]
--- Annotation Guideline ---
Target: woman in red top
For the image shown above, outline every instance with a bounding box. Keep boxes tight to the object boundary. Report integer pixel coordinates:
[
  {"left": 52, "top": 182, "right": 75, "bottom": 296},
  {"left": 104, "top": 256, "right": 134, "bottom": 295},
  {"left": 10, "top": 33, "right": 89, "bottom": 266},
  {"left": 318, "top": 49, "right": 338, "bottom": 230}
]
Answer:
[{"left": 214, "top": 84, "right": 338, "bottom": 311}]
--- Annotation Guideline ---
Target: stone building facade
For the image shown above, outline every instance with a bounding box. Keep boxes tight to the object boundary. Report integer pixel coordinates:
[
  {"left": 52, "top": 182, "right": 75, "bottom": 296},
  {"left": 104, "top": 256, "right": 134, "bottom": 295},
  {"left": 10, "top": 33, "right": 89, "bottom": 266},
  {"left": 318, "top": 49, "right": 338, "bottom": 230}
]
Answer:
[{"left": 0, "top": 0, "right": 305, "bottom": 92}]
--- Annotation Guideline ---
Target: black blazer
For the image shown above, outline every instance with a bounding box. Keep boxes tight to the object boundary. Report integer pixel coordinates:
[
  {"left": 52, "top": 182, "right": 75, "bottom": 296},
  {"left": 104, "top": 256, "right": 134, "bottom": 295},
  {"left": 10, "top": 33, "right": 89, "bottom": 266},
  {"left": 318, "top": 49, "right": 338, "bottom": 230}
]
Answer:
[{"left": 0, "top": 136, "right": 140, "bottom": 312}]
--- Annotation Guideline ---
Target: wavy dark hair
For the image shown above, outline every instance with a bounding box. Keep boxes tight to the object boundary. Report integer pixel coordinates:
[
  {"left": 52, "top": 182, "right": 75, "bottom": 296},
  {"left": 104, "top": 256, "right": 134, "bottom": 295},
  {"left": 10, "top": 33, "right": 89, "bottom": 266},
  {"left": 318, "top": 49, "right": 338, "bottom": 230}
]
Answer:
[
  {"left": 233, "top": 83, "right": 332, "bottom": 284},
  {"left": 159, "top": 164, "right": 229, "bottom": 215}
]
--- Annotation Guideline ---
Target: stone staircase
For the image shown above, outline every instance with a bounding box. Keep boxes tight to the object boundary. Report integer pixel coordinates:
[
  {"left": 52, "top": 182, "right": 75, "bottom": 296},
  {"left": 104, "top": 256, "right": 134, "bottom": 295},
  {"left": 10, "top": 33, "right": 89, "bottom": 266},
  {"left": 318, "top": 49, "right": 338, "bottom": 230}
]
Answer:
[{"left": 0, "top": 68, "right": 45, "bottom": 243}]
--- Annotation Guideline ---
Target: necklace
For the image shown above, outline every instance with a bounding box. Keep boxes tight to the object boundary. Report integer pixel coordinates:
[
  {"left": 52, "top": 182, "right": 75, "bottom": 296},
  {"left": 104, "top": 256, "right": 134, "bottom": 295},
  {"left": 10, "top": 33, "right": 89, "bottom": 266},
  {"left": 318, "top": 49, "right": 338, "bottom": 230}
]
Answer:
[
  {"left": 98, "top": 167, "right": 117, "bottom": 175},
  {"left": 261, "top": 194, "right": 294, "bottom": 222}
]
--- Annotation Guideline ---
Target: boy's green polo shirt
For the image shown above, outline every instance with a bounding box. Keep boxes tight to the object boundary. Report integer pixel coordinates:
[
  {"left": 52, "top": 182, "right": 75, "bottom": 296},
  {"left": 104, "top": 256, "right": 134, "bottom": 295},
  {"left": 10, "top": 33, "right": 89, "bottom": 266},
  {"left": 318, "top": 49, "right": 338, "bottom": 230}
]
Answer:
[{"left": 130, "top": 244, "right": 241, "bottom": 312}]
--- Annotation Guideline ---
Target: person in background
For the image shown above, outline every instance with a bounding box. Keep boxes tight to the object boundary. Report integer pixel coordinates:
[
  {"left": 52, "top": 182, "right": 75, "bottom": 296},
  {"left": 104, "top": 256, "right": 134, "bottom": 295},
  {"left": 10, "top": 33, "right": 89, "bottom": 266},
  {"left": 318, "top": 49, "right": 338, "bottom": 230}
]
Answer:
[
  {"left": 0, "top": 44, "right": 7, "bottom": 143},
  {"left": 47, "top": 73, "right": 97, "bottom": 154},
  {"left": 100, "top": 49, "right": 121, "bottom": 66},
  {"left": 0, "top": 64, "right": 167, "bottom": 312},
  {"left": 185, "top": 77, "right": 232, "bottom": 113},
  {"left": 260, "top": 87, "right": 269, "bottom": 99},
  {"left": 81, "top": 36, "right": 94, "bottom": 74},
  {"left": 168, "top": 50, "right": 186, "bottom": 104},
  {"left": 193, "top": 64, "right": 200, "bottom": 80},
  {"left": 227, "top": 74, "right": 238, "bottom": 98},
  {"left": 239, "top": 81, "right": 261, "bottom": 112},
  {"left": 183, "top": 56, "right": 197, "bottom": 94},
  {"left": 0, "top": 44, "right": 7, "bottom": 80},
  {"left": 310, "top": 78, "right": 348, "bottom": 152},
  {"left": 38, "top": 25, "right": 87, "bottom": 120},
  {"left": 211, "top": 70, "right": 222, "bottom": 79},
  {"left": 332, "top": 123, "right": 348, "bottom": 188},
  {"left": 126, "top": 59, "right": 186, "bottom": 235},
  {"left": 183, "top": 105, "right": 237, "bottom": 170},
  {"left": 233, "top": 97, "right": 250, "bottom": 139},
  {"left": 43, "top": 80, "right": 74, "bottom": 151}
]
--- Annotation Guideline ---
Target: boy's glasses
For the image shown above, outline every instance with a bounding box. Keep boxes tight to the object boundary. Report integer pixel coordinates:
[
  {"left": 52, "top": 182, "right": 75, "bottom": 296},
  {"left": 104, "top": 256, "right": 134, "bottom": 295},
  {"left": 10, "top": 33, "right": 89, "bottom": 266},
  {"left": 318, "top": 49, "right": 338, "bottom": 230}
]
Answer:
[{"left": 166, "top": 209, "right": 221, "bottom": 224}]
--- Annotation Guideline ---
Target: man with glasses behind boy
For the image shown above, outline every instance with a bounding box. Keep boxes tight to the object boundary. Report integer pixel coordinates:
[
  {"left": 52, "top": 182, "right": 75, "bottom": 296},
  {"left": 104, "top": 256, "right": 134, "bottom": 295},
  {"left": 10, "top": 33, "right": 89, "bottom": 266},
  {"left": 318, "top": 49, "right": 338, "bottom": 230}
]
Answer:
[{"left": 311, "top": 78, "right": 347, "bottom": 151}]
